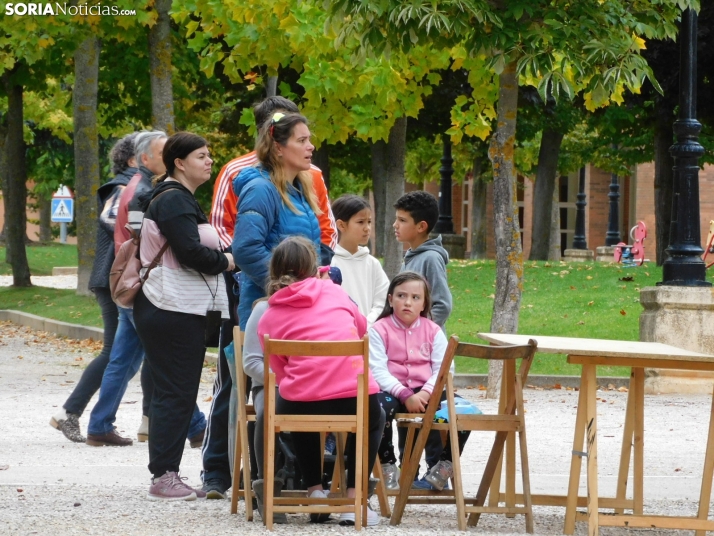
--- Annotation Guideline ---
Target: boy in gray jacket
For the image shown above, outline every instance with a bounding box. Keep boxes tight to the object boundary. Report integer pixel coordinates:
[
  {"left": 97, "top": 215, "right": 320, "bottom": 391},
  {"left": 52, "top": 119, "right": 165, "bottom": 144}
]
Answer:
[{"left": 393, "top": 191, "right": 453, "bottom": 331}]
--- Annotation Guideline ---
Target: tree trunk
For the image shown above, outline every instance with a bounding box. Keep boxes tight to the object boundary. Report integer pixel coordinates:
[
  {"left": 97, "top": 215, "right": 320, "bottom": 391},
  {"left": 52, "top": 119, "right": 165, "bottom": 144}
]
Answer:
[
  {"left": 549, "top": 184, "right": 561, "bottom": 261},
  {"left": 529, "top": 129, "right": 565, "bottom": 260},
  {"left": 2, "top": 75, "right": 31, "bottom": 286},
  {"left": 0, "top": 117, "right": 7, "bottom": 248},
  {"left": 382, "top": 117, "right": 407, "bottom": 279},
  {"left": 312, "top": 144, "right": 330, "bottom": 192},
  {"left": 265, "top": 75, "right": 278, "bottom": 98},
  {"left": 149, "top": 0, "right": 174, "bottom": 133},
  {"left": 470, "top": 155, "right": 488, "bottom": 259},
  {"left": 371, "top": 140, "right": 387, "bottom": 257},
  {"left": 73, "top": 36, "right": 101, "bottom": 297},
  {"left": 654, "top": 105, "right": 674, "bottom": 265},
  {"left": 38, "top": 195, "right": 52, "bottom": 242},
  {"left": 487, "top": 63, "right": 523, "bottom": 398}
]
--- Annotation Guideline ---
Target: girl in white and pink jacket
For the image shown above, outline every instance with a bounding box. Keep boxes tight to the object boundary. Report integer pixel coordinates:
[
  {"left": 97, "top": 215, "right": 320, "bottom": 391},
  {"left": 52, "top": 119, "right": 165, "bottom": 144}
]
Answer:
[{"left": 369, "top": 271, "right": 469, "bottom": 491}]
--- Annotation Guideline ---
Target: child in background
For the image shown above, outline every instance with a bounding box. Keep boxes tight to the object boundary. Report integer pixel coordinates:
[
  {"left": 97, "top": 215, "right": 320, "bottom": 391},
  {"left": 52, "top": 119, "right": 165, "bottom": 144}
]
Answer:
[
  {"left": 393, "top": 191, "right": 452, "bottom": 331},
  {"left": 258, "top": 236, "right": 384, "bottom": 526},
  {"left": 330, "top": 195, "right": 389, "bottom": 326},
  {"left": 369, "top": 271, "right": 469, "bottom": 491}
]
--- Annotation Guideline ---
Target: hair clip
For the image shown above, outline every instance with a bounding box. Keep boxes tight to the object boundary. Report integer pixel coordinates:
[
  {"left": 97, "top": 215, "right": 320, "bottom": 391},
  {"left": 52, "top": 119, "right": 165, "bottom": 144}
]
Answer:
[{"left": 269, "top": 112, "right": 285, "bottom": 138}]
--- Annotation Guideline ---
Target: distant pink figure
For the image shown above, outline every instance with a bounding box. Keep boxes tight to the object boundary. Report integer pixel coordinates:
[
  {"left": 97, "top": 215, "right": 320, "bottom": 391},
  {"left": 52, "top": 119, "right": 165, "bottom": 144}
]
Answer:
[{"left": 614, "top": 221, "right": 647, "bottom": 266}]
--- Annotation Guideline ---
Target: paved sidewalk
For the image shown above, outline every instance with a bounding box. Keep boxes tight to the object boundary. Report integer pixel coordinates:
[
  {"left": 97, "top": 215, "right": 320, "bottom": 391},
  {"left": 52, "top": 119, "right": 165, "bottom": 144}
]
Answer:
[{"left": 1, "top": 322, "right": 713, "bottom": 535}]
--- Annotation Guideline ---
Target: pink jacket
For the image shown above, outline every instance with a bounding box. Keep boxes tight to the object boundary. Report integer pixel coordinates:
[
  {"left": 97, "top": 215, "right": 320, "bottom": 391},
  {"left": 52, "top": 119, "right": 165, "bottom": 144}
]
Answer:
[
  {"left": 258, "top": 277, "right": 379, "bottom": 402},
  {"left": 369, "top": 315, "right": 450, "bottom": 403}
]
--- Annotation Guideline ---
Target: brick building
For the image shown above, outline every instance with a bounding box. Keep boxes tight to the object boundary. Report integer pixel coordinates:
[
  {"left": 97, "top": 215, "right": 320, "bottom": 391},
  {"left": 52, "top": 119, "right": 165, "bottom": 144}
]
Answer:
[{"left": 445, "top": 163, "right": 714, "bottom": 261}]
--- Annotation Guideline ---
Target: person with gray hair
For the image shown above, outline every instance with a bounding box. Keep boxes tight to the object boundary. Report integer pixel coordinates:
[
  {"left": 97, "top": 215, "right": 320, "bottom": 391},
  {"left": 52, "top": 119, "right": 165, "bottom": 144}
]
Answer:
[
  {"left": 84, "top": 129, "right": 169, "bottom": 446},
  {"left": 50, "top": 132, "right": 139, "bottom": 443}
]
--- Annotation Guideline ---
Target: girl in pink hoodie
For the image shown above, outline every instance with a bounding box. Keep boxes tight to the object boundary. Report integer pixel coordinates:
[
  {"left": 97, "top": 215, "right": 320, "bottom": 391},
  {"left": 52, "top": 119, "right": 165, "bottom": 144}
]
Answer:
[{"left": 257, "top": 236, "right": 383, "bottom": 526}]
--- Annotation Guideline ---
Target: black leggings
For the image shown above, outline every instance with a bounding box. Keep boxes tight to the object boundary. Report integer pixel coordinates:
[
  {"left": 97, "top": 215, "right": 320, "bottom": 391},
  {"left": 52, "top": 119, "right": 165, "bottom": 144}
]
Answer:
[
  {"left": 276, "top": 393, "right": 384, "bottom": 489},
  {"left": 377, "top": 389, "right": 470, "bottom": 469},
  {"left": 134, "top": 290, "right": 206, "bottom": 478},
  {"left": 63, "top": 288, "right": 118, "bottom": 416}
]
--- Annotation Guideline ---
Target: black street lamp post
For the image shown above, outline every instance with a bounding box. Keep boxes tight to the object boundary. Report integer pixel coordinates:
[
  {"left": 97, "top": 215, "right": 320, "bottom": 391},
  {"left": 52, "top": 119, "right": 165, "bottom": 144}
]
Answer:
[
  {"left": 572, "top": 167, "right": 588, "bottom": 250},
  {"left": 660, "top": 8, "right": 711, "bottom": 287},
  {"left": 605, "top": 173, "right": 621, "bottom": 246},
  {"left": 433, "top": 136, "right": 455, "bottom": 235}
]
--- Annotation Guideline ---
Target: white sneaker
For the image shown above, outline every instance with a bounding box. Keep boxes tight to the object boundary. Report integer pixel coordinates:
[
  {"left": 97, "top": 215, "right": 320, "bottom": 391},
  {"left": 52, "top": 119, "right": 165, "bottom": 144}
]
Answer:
[
  {"left": 308, "top": 489, "right": 331, "bottom": 523},
  {"left": 381, "top": 462, "right": 400, "bottom": 490},
  {"left": 339, "top": 505, "right": 380, "bottom": 527}
]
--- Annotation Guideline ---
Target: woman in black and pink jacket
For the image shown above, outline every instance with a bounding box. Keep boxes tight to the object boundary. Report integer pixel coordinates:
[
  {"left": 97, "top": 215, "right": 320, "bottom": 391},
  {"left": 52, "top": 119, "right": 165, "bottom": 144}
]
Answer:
[{"left": 134, "top": 132, "right": 234, "bottom": 502}]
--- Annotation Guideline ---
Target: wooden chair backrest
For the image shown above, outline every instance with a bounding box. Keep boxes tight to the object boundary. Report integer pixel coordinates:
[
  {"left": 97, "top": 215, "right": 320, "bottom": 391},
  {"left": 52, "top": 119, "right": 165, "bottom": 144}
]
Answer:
[
  {"left": 262, "top": 335, "right": 370, "bottom": 396},
  {"left": 454, "top": 337, "right": 538, "bottom": 386}
]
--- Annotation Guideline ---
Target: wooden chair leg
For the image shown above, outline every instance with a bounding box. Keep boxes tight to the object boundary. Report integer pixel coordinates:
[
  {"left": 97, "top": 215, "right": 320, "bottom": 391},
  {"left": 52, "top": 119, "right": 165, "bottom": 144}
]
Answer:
[
  {"left": 614, "top": 369, "right": 635, "bottom": 514},
  {"left": 488, "top": 378, "right": 508, "bottom": 507},
  {"left": 372, "top": 459, "right": 392, "bottom": 518},
  {"left": 515, "top": 376, "right": 534, "bottom": 534},
  {"left": 444, "top": 374, "right": 467, "bottom": 531},
  {"left": 695, "top": 384, "right": 714, "bottom": 536},
  {"left": 230, "top": 418, "right": 241, "bottom": 515},
  {"left": 240, "top": 421, "right": 253, "bottom": 521},
  {"left": 504, "top": 359, "right": 516, "bottom": 518},
  {"left": 391, "top": 426, "right": 429, "bottom": 526},
  {"left": 264, "top": 392, "right": 276, "bottom": 529},
  {"left": 563, "top": 374, "right": 588, "bottom": 535},
  {"left": 330, "top": 433, "right": 347, "bottom": 496}
]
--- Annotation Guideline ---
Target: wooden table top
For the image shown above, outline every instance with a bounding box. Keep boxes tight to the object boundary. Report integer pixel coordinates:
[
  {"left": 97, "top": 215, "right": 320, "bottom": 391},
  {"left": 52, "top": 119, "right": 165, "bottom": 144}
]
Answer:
[{"left": 477, "top": 333, "right": 714, "bottom": 363}]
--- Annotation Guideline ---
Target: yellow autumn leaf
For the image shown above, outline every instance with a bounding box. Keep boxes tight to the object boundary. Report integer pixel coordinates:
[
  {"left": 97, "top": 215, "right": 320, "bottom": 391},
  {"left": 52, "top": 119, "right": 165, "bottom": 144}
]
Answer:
[
  {"left": 611, "top": 84, "right": 625, "bottom": 105},
  {"left": 583, "top": 92, "right": 598, "bottom": 112},
  {"left": 632, "top": 34, "right": 646, "bottom": 51}
]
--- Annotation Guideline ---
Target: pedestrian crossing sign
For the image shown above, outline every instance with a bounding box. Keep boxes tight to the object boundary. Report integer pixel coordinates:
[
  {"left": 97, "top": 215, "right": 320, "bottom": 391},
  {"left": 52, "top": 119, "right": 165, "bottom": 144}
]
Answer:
[{"left": 51, "top": 198, "right": 74, "bottom": 222}]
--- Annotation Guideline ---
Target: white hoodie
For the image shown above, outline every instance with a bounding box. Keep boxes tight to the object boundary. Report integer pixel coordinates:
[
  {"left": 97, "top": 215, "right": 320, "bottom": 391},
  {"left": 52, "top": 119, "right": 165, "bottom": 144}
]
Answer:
[{"left": 331, "top": 244, "right": 390, "bottom": 326}]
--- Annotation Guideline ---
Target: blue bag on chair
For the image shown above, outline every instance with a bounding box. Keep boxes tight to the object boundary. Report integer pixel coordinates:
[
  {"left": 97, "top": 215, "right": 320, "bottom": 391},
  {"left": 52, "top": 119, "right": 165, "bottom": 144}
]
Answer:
[{"left": 434, "top": 397, "right": 482, "bottom": 423}]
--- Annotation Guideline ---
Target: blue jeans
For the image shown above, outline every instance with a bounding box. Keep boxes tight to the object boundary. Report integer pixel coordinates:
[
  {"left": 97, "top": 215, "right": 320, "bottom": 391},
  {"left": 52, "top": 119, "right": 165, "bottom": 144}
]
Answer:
[{"left": 88, "top": 307, "right": 206, "bottom": 437}]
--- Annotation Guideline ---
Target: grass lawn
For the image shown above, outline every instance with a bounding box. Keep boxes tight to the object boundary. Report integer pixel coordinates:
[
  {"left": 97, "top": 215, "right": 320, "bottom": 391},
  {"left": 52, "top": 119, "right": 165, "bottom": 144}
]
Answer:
[
  {"left": 3, "top": 244, "right": 712, "bottom": 376},
  {"left": 447, "top": 258, "right": 714, "bottom": 376},
  {"left": 0, "top": 242, "right": 78, "bottom": 276}
]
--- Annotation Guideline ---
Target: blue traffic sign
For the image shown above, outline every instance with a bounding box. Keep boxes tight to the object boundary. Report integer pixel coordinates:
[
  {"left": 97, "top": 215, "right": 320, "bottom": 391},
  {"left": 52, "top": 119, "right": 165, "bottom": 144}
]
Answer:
[{"left": 51, "top": 198, "right": 74, "bottom": 222}]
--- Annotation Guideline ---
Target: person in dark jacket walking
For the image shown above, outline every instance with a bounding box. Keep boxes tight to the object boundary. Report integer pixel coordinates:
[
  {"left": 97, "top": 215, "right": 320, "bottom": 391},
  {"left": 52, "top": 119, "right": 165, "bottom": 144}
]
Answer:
[{"left": 49, "top": 133, "right": 138, "bottom": 443}]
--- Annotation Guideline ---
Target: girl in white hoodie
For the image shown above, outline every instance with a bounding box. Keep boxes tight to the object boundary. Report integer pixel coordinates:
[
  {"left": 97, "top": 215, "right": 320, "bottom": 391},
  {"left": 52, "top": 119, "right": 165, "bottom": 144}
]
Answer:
[{"left": 330, "top": 195, "right": 390, "bottom": 326}]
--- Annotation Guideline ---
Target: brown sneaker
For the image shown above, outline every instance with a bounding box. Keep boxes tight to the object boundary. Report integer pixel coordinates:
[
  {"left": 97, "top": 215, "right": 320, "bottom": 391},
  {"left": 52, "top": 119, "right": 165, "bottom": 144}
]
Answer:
[
  {"left": 86, "top": 429, "right": 133, "bottom": 447},
  {"left": 147, "top": 471, "right": 196, "bottom": 501}
]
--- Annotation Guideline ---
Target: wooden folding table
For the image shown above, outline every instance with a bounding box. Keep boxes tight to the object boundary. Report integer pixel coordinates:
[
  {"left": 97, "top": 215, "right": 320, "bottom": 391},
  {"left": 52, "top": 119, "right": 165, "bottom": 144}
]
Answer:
[{"left": 478, "top": 333, "right": 714, "bottom": 535}]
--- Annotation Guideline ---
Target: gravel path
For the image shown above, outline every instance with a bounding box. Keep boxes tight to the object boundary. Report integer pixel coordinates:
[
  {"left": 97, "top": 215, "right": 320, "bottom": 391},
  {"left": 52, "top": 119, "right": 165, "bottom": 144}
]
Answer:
[
  {"left": 1, "top": 321, "right": 714, "bottom": 535},
  {"left": 0, "top": 275, "right": 79, "bottom": 290}
]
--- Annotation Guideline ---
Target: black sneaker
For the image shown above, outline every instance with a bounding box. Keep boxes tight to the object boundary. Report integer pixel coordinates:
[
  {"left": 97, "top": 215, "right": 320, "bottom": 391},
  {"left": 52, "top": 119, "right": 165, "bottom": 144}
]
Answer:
[{"left": 202, "top": 479, "right": 227, "bottom": 500}]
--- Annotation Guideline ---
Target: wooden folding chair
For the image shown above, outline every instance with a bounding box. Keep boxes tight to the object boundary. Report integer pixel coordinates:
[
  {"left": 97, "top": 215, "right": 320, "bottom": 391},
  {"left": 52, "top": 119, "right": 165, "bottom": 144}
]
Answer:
[
  {"left": 389, "top": 335, "right": 537, "bottom": 532},
  {"left": 262, "top": 335, "right": 371, "bottom": 530},
  {"left": 229, "top": 328, "right": 257, "bottom": 520}
]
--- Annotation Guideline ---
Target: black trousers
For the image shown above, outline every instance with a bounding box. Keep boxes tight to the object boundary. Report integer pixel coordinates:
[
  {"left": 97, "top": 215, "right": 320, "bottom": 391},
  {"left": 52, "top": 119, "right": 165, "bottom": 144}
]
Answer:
[
  {"left": 134, "top": 290, "right": 206, "bottom": 477},
  {"left": 201, "top": 268, "right": 251, "bottom": 488},
  {"left": 64, "top": 288, "right": 118, "bottom": 416},
  {"left": 276, "top": 393, "right": 384, "bottom": 489}
]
